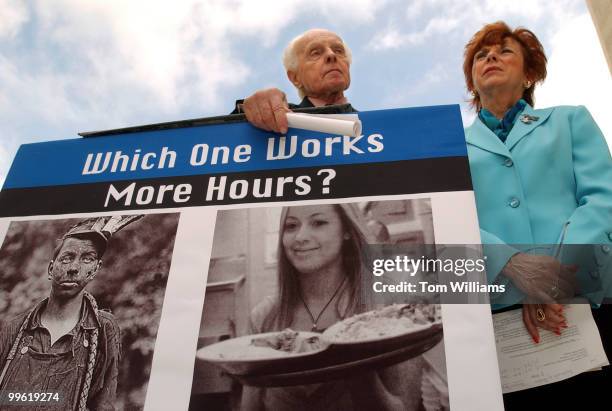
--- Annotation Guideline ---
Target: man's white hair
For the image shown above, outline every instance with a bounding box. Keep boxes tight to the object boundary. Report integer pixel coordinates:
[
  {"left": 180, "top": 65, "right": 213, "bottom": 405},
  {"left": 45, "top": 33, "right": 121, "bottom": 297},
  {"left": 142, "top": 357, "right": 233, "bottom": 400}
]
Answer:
[{"left": 282, "top": 29, "right": 352, "bottom": 98}]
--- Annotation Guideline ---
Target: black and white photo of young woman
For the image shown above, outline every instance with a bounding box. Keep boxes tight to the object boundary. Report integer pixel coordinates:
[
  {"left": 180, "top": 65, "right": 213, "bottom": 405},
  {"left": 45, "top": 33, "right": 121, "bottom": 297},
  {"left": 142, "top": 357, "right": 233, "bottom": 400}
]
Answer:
[{"left": 190, "top": 199, "right": 450, "bottom": 411}]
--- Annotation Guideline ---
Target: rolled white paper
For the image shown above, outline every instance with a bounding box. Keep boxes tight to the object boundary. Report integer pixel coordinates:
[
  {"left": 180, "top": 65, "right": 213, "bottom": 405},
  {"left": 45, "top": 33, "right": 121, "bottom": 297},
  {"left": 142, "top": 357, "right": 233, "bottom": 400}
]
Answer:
[{"left": 286, "top": 112, "right": 362, "bottom": 137}]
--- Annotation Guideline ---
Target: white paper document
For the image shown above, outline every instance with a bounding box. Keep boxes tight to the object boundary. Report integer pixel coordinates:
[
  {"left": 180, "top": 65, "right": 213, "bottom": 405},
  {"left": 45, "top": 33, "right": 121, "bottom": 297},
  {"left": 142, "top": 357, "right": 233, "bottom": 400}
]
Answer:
[
  {"left": 493, "top": 304, "right": 609, "bottom": 393},
  {"left": 286, "top": 112, "right": 362, "bottom": 136}
]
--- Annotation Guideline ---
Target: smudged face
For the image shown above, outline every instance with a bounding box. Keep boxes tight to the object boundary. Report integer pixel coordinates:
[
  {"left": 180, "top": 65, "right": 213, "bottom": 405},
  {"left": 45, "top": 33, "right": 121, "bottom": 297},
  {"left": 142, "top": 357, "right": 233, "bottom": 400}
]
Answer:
[
  {"left": 282, "top": 205, "right": 346, "bottom": 275},
  {"left": 289, "top": 30, "right": 351, "bottom": 99},
  {"left": 48, "top": 237, "right": 101, "bottom": 298},
  {"left": 472, "top": 37, "right": 528, "bottom": 100}
]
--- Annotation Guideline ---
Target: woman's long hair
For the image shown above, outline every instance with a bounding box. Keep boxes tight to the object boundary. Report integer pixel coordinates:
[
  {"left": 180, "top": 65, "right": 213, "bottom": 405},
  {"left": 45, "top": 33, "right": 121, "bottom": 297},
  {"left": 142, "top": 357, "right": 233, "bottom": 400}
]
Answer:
[{"left": 261, "top": 203, "right": 373, "bottom": 332}]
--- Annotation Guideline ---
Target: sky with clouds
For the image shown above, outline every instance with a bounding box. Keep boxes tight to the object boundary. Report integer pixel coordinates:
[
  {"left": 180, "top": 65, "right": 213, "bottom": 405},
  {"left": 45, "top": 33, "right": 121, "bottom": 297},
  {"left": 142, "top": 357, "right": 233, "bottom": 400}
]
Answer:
[{"left": 0, "top": 0, "right": 610, "bottom": 185}]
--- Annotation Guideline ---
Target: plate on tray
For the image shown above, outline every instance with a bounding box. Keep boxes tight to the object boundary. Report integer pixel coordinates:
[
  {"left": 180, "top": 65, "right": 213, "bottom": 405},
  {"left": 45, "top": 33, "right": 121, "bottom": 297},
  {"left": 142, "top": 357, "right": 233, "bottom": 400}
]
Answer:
[
  {"left": 196, "top": 330, "right": 328, "bottom": 375},
  {"left": 321, "top": 304, "right": 442, "bottom": 352},
  {"left": 238, "top": 329, "right": 443, "bottom": 387}
]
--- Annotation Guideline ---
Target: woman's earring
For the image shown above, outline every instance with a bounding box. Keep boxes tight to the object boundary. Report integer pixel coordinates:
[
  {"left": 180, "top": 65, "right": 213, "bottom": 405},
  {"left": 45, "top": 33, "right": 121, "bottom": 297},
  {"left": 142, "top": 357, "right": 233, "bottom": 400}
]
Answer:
[
  {"left": 343, "top": 233, "right": 351, "bottom": 240},
  {"left": 524, "top": 80, "right": 532, "bottom": 89},
  {"left": 471, "top": 89, "right": 479, "bottom": 97}
]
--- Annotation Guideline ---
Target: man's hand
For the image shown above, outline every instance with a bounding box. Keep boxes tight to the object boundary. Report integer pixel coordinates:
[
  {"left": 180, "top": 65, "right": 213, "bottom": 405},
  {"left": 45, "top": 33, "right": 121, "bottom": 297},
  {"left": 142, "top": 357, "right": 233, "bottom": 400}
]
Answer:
[
  {"left": 502, "top": 253, "right": 578, "bottom": 302},
  {"left": 242, "top": 88, "right": 291, "bottom": 134}
]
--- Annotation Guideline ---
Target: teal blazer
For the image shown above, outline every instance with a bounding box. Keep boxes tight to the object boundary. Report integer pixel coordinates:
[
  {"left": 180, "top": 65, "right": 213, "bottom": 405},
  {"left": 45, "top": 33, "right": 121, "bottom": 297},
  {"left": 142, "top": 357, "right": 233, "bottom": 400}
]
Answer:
[{"left": 465, "top": 104, "right": 612, "bottom": 305}]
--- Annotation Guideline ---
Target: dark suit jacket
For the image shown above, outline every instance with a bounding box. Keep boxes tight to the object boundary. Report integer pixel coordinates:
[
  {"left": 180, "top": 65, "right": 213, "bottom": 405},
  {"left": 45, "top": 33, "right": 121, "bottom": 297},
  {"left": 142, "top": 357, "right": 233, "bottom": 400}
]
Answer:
[{"left": 231, "top": 96, "right": 357, "bottom": 114}]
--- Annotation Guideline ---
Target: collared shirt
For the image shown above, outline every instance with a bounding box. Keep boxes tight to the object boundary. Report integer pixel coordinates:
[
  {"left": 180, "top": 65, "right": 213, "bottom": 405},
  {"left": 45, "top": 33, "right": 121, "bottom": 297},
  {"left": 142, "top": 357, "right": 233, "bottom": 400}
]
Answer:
[
  {"left": 478, "top": 99, "right": 527, "bottom": 142},
  {"left": 0, "top": 294, "right": 121, "bottom": 411},
  {"left": 25, "top": 297, "right": 101, "bottom": 356},
  {"left": 290, "top": 97, "right": 357, "bottom": 113},
  {"left": 231, "top": 96, "right": 357, "bottom": 114},
  {"left": 306, "top": 95, "right": 349, "bottom": 108}
]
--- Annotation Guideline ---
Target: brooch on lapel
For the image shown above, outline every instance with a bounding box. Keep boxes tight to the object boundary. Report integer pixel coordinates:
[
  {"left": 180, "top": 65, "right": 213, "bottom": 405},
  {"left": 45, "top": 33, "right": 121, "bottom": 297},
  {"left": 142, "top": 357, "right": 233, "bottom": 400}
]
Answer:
[{"left": 519, "top": 114, "right": 539, "bottom": 124}]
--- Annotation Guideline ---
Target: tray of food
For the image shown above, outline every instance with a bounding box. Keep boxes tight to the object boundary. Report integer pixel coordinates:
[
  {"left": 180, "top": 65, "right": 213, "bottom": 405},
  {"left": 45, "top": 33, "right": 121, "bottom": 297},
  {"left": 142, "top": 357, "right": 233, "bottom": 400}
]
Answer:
[
  {"left": 196, "top": 329, "right": 329, "bottom": 375},
  {"left": 238, "top": 331, "right": 443, "bottom": 387},
  {"left": 197, "top": 304, "right": 442, "bottom": 386}
]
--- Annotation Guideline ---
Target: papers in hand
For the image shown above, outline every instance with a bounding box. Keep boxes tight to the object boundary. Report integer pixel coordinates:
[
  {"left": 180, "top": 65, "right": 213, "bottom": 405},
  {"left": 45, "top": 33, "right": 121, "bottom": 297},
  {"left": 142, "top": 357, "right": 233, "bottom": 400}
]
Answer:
[
  {"left": 493, "top": 303, "right": 609, "bottom": 393},
  {"left": 286, "top": 112, "right": 362, "bottom": 137}
]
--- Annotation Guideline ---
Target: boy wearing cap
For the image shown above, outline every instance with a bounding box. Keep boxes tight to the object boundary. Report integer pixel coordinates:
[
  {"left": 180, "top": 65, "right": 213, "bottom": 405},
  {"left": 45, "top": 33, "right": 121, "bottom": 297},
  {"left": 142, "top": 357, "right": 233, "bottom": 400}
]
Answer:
[{"left": 0, "top": 215, "right": 142, "bottom": 411}]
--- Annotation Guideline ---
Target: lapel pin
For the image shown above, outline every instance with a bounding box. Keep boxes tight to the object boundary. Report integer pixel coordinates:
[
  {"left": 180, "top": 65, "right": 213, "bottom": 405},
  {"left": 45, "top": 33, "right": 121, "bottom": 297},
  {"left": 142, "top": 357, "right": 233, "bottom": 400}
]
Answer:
[{"left": 519, "top": 114, "right": 539, "bottom": 124}]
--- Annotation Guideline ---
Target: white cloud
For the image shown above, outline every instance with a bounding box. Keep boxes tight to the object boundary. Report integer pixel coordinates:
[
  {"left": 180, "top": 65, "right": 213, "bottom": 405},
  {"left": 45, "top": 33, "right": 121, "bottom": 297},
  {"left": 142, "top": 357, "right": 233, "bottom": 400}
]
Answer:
[
  {"left": 368, "top": 0, "right": 582, "bottom": 51},
  {"left": 536, "top": 13, "right": 612, "bottom": 150},
  {"left": 0, "top": 0, "right": 29, "bottom": 38},
  {"left": 0, "top": 55, "right": 78, "bottom": 125},
  {"left": 0, "top": 127, "right": 20, "bottom": 187},
  {"left": 405, "top": 0, "right": 428, "bottom": 20},
  {"left": 460, "top": 104, "right": 477, "bottom": 127},
  {"left": 381, "top": 63, "right": 452, "bottom": 108},
  {"left": 0, "top": 2, "right": 257, "bottom": 142},
  {"left": 479, "top": 0, "right": 546, "bottom": 21},
  {"left": 369, "top": 28, "right": 403, "bottom": 50},
  {"left": 33, "top": 0, "right": 252, "bottom": 112},
  {"left": 316, "top": 0, "right": 389, "bottom": 23},
  {"left": 0, "top": 144, "right": 12, "bottom": 186},
  {"left": 368, "top": 17, "right": 460, "bottom": 50},
  {"left": 424, "top": 64, "right": 449, "bottom": 84}
]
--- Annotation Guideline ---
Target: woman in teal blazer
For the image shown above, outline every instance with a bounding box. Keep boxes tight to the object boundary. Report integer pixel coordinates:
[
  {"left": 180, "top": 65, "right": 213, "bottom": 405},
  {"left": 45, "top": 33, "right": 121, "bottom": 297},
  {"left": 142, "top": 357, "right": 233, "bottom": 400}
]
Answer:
[
  {"left": 463, "top": 22, "right": 612, "bottom": 340},
  {"left": 463, "top": 21, "right": 612, "bottom": 409},
  {"left": 468, "top": 103, "right": 612, "bottom": 308}
]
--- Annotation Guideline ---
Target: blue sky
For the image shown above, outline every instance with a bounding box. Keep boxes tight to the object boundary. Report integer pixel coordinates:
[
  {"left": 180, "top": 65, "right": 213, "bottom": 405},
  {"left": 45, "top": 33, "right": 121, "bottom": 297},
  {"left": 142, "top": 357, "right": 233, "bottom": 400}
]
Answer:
[{"left": 0, "top": 0, "right": 610, "bottom": 185}]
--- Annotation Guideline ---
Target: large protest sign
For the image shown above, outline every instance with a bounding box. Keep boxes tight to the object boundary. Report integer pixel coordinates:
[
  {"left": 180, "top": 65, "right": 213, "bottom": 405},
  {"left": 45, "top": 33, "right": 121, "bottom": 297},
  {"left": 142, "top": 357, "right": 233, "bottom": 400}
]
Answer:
[
  {"left": 0, "top": 106, "right": 470, "bottom": 215},
  {"left": 0, "top": 106, "right": 503, "bottom": 410}
]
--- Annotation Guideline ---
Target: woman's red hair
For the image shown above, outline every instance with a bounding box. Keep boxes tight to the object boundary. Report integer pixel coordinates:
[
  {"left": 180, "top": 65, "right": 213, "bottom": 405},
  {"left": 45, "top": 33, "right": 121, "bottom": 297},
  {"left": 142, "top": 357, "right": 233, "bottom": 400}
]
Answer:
[{"left": 463, "top": 21, "right": 547, "bottom": 111}]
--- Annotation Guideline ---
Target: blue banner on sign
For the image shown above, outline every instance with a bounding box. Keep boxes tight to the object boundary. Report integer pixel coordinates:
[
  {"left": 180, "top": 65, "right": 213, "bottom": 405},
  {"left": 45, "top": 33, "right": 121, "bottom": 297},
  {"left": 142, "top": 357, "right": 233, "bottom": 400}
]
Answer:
[{"left": 3, "top": 105, "right": 466, "bottom": 189}]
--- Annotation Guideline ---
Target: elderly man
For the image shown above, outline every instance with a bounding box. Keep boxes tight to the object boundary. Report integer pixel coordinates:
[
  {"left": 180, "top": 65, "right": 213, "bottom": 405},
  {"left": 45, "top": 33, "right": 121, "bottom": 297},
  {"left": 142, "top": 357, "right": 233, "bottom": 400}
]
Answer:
[
  {"left": 0, "top": 215, "right": 141, "bottom": 411},
  {"left": 233, "top": 28, "right": 356, "bottom": 134}
]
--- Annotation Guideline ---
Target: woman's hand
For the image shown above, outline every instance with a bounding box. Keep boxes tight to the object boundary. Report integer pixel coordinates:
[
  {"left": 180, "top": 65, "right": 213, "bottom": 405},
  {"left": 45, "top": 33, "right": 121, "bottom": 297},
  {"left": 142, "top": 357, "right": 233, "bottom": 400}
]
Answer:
[
  {"left": 522, "top": 303, "right": 567, "bottom": 344},
  {"left": 502, "top": 253, "right": 578, "bottom": 301}
]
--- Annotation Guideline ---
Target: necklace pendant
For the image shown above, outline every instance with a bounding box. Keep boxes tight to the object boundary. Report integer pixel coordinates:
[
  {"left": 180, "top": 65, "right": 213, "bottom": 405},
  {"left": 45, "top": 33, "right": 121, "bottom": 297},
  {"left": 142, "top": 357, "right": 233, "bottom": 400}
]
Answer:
[{"left": 312, "top": 324, "right": 318, "bottom": 332}]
